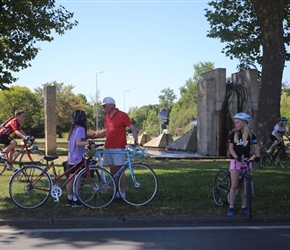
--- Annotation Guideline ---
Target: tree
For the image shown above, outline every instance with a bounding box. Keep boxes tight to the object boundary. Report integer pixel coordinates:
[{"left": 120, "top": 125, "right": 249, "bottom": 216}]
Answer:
[
  {"left": 205, "top": 0, "right": 289, "bottom": 145},
  {"left": 34, "top": 82, "right": 90, "bottom": 138},
  {"left": 128, "top": 104, "right": 160, "bottom": 136},
  {"left": 169, "top": 62, "right": 215, "bottom": 135},
  {"left": 0, "top": 0, "right": 78, "bottom": 88},
  {"left": 0, "top": 86, "right": 41, "bottom": 136}
]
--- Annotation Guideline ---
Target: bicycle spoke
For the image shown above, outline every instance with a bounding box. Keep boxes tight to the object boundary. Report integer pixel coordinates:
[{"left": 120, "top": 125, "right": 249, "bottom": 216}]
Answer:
[
  {"left": 75, "top": 166, "right": 116, "bottom": 209},
  {"left": 119, "top": 164, "right": 158, "bottom": 206},
  {"left": 213, "top": 168, "right": 231, "bottom": 206},
  {"left": 9, "top": 166, "right": 51, "bottom": 209}
]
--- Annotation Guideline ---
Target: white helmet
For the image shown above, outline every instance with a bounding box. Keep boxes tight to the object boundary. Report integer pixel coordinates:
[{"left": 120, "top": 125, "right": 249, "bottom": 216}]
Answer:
[{"left": 234, "top": 112, "right": 250, "bottom": 123}]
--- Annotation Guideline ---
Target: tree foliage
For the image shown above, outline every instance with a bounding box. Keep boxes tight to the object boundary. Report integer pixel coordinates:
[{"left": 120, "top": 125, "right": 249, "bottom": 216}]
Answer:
[
  {"left": 169, "top": 62, "right": 215, "bottom": 135},
  {"left": 158, "top": 87, "right": 177, "bottom": 112},
  {"left": 128, "top": 104, "right": 160, "bottom": 136},
  {"left": 0, "top": 86, "right": 41, "bottom": 135},
  {"left": 205, "top": 0, "right": 290, "bottom": 70},
  {"left": 0, "top": 0, "right": 78, "bottom": 88},
  {"left": 34, "top": 82, "right": 92, "bottom": 138}
]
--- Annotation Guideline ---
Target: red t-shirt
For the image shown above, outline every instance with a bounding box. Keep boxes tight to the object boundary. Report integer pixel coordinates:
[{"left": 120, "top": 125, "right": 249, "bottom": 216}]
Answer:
[
  {"left": 104, "top": 109, "right": 132, "bottom": 149},
  {"left": 0, "top": 118, "right": 22, "bottom": 136}
]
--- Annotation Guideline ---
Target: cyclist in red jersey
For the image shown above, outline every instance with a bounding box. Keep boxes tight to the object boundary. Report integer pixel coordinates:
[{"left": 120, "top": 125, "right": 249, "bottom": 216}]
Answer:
[
  {"left": 94, "top": 97, "right": 138, "bottom": 199},
  {"left": 0, "top": 110, "right": 30, "bottom": 170}
]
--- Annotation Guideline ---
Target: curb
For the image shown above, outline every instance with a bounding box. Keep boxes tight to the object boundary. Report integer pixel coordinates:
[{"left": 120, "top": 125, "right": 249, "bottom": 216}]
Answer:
[{"left": 1, "top": 216, "right": 290, "bottom": 229}]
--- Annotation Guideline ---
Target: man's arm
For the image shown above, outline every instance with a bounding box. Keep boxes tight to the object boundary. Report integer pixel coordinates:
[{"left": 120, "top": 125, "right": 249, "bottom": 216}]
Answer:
[
  {"left": 129, "top": 124, "right": 138, "bottom": 145},
  {"left": 88, "top": 130, "right": 106, "bottom": 139}
]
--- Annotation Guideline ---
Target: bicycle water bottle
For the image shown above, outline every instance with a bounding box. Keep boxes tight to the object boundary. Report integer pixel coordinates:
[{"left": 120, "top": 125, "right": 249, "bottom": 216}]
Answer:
[{"left": 273, "top": 149, "right": 278, "bottom": 155}]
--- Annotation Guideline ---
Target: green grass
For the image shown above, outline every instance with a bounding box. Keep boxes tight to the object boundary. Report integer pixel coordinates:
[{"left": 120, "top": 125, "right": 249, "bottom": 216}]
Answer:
[{"left": 1, "top": 156, "right": 290, "bottom": 219}]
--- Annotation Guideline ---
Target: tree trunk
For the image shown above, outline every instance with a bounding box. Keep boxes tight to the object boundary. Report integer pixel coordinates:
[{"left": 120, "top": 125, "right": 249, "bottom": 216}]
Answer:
[{"left": 251, "top": 0, "right": 286, "bottom": 148}]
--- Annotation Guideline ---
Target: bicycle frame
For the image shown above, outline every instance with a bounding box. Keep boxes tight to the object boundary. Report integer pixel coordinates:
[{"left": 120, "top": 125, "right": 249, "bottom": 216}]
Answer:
[
  {"left": 262, "top": 139, "right": 287, "bottom": 168},
  {"left": 25, "top": 157, "right": 93, "bottom": 202},
  {"left": 93, "top": 145, "right": 144, "bottom": 182},
  {"left": 1, "top": 138, "right": 42, "bottom": 165}
]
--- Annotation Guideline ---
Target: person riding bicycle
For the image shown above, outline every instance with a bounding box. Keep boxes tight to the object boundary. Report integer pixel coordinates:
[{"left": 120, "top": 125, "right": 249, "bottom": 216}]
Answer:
[
  {"left": 0, "top": 110, "right": 30, "bottom": 171},
  {"left": 266, "top": 117, "right": 290, "bottom": 162},
  {"left": 227, "top": 112, "right": 260, "bottom": 217}
]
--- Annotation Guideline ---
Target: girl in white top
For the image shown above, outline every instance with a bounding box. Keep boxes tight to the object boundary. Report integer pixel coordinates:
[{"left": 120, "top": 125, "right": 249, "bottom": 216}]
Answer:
[{"left": 267, "top": 117, "right": 290, "bottom": 155}]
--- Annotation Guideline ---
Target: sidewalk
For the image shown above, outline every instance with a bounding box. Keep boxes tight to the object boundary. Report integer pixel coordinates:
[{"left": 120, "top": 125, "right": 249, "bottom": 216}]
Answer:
[{"left": 1, "top": 216, "right": 290, "bottom": 229}]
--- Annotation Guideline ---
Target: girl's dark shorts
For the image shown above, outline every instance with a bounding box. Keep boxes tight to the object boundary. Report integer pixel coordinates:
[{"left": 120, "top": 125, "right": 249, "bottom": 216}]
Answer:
[{"left": 68, "top": 161, "right": 84, "bottom": 174}]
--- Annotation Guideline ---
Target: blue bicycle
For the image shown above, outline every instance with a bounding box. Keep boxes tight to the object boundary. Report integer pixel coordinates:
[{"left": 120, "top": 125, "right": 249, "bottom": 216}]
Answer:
[{"left": 77, "top": 142, "right": 158, "bottom": 207}]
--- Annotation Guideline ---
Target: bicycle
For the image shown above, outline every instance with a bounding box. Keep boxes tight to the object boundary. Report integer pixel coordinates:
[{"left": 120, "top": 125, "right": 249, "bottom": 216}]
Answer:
[
  {"left": 88, "top": 142, "right": 158, "bottom": 206},
  {"left": 0, "top": 137, "right": 47, "bottom": 175},
  {"left": 212, "top": 158, "right": 255, "bottom": 218},
  {"left": 9, "top": 152, "right": 116, "bottom": 209},
  {"left": 262, "top": 138, "right": 289, "bottom": 168}
]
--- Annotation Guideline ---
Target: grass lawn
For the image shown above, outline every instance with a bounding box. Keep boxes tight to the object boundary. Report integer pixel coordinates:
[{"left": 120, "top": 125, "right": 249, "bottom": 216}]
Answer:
[{"left": 1, "top": 150, "right": 290, "bottom": 219}]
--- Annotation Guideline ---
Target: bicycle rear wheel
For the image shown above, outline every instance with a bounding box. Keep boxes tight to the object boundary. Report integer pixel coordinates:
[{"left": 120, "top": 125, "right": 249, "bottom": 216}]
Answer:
[
  {"left": 18, "top": 147, "right": 47, "bottom": 168},
  {"left": 118, "top": 163, "right": 158, "bottom": 206},
  {"left": 261, "top": 153, "right": 273, "bottom": 168},
  {"left": 74, "top": 166, "right": 116, "bottom": 209},
  {"left": 213, "top": 168, "right": 231, "bottom": 206},
  {"left": 9, "top": 165, "right": 51, "bottom": 209},
  {"left": 0, "top": 147, "right": 7, "bottom": 175},
  {"left": 0, "top": 161, "right": 6, "bottom": 175}
]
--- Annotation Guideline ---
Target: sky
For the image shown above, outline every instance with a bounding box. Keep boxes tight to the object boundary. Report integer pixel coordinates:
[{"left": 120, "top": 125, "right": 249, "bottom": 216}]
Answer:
[{"left": 14, "top": 0, "right": 290, "bottom": 112}]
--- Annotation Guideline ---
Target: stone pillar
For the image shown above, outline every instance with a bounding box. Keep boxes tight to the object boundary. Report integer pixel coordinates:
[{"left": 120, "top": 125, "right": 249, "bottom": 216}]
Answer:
[
  {"left": 44, "top": 86, "right": 56, "bottom": 156},
  {"left": 232, "top": 69, "right": 259, "bottom": 132},
  {"left": 197, "top": 68, "right": 226, "bottom": 155}
]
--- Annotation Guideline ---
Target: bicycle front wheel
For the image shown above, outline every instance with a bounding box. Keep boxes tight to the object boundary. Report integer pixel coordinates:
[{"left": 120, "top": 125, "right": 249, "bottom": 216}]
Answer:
[
  {"left": 74, "top": 166, "right": 116, "bottom": 209},
  {"left": 9, "top": 165, "right": 52, "bottom": 209},
  {"left": 118, "top": 163, "right": 158, "bottom": 206},
  {"left": 18, "top": 148, "right": 47, "bottom": 168},
  {"left": 213, "top": 168, "right": 231, "bottom": 206},
  {"left": 245, "top": 173, "right": 253, "bottom": 219}
]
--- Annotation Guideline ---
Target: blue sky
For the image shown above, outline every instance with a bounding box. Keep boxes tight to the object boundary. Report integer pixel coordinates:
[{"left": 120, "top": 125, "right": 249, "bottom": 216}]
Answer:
[{"left": 14, "top": 0, "right": 290, "bottom": 112}]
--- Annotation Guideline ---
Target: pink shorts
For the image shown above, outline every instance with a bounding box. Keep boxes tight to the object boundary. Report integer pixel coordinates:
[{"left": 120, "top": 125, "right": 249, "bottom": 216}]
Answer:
[{"left": 229, "top": 159, "right": 252, "bottom": 170}]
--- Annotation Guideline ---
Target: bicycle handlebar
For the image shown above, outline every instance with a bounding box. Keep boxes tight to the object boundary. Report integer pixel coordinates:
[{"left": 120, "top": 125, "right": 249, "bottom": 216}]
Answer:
[
  {"left": 88, "top": 141, "right": 145, "bottom": 158},
  {"left": 23, "top": 136, "right": 35, "bottom": 146},
  {"left": 125, "top": 145, "right": 145, "bottom": 158}
]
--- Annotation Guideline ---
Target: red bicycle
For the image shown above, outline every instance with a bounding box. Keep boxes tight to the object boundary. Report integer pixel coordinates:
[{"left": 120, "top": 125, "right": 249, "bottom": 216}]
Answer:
[{"left": 0, "top": 137, "right": 46, "bottom": 175}]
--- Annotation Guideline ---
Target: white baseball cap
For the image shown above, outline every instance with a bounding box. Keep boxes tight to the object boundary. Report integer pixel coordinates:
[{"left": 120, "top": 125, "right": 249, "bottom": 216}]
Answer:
[{"left": 101, "top": 97, "right": 115, "bottom": 105}]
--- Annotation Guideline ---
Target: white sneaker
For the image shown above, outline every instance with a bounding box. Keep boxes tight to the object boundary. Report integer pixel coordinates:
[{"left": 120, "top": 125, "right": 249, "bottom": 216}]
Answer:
[
  {"left": 5, "top": 162, "right": 17, "bottom": 172},
  {"left": 114, "top": 192, "right": 126, "bottom": 199},
  {"left": 115, "top": 192, "right": 120, "bottom": 199},
  {"left": 0, "top": 151, "right": 7, "bottom": 161}
]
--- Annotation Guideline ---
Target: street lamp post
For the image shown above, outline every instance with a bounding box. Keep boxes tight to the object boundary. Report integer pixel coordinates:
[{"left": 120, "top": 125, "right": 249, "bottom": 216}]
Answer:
[
  {"left": 124, "top": 90, "right": 130, "bottom": 111},
  {"left": 96, "top": 71, "right": 104, "bottom": 131}
]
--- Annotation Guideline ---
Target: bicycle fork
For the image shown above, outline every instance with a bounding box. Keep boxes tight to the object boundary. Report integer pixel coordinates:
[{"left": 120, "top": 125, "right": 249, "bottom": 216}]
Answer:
[{"left": 129, "top": 165, "right": 141, "bottom": 188}]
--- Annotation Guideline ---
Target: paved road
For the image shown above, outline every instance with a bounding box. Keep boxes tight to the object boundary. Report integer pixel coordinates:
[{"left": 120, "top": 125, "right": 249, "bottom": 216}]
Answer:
[{"left": 1, "top": 224, "right": 290, "bottom": 249}]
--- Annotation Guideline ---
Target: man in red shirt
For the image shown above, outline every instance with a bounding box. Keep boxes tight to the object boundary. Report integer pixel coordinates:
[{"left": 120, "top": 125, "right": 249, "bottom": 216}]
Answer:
[
  {"left": 0, "top": 110, "right": 30, "bottom": 170},
  {"left": 94, "top": 97, "right": 138, "bottom": 199}
]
